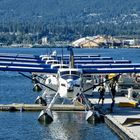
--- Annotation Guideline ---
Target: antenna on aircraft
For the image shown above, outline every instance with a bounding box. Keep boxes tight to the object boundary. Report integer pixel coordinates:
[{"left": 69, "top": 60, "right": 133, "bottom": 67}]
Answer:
[
  {"left": 61, "top": 47, "right": 64, "bottom": 65},
  {"left": 67, "top": 46, "right": 74, "bottom": 68}
]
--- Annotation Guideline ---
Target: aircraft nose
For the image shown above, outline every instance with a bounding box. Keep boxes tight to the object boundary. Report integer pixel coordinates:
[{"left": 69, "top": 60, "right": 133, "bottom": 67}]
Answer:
[{"left": 67, "top": 81, "right": 74, "bottom": 92}]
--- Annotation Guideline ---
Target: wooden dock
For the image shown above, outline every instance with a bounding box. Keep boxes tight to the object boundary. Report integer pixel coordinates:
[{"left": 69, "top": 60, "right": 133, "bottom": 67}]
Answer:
[
  {"left": 89, "top": 95, "right": 140, "bottom": 140},
  {"left": 0, "top": 103, "right": 85, "bottom": 112}
]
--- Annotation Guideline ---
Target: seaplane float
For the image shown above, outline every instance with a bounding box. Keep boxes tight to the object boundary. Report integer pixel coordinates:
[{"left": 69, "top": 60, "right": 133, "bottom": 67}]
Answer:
[{"left": 0, "top": 47, "right": 140, "bottom": 124}]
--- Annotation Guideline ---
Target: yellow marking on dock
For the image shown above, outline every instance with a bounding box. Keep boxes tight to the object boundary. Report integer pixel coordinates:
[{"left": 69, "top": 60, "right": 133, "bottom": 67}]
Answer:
[{"left": 118, "top": 102, "right": 137, "bottom": 108}]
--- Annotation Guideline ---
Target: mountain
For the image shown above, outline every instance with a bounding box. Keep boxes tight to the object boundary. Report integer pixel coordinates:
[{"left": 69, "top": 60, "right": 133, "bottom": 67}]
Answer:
[
  {"left": 0, "top": 0, "right": 140, "bottom": 24},
  {"left": 0, "top": 0, "right": 140, "bottom": 43}
]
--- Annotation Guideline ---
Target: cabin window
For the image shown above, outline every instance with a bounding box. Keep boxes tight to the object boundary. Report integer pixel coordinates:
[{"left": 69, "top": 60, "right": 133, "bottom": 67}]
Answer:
[
  {"left": 61, "top": 83, "right": 66, "bottom": 87},
  {"left": 53, "top": 66, "right": 59, "bottom": 68},
  {"left": 53, "top": 61, "right": 58, "bottom": 64},
  {"left": 47, "top": 62, "right": 52, "bottom": 64},
  {"left": 47, "top": 61, "right": 58, "bottom": 64},
  {"left": 43, "top": 57, "right": 53, "bottom": 60},
  {"left": 62, "top": 65, "right": 68, "bottom": 68}
]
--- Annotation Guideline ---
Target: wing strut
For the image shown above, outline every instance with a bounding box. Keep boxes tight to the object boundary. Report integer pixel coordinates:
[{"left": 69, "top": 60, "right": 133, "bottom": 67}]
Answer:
[
  {"left": 19, "top": 72, "right": 57, "bottom": 92},
  {"left": 83, "top": 73, "right": 121, "bottom": 93}
]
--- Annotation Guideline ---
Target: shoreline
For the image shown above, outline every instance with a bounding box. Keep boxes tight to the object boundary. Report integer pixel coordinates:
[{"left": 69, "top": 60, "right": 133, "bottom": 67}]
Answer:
[{"left": 0, "top": 43, "right": 140, "bottom": 49}]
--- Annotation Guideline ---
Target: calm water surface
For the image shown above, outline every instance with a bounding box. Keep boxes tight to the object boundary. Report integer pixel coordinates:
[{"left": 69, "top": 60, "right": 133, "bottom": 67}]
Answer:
[{"left": 1, "top": 47, "right": 139, "bottom": 140}]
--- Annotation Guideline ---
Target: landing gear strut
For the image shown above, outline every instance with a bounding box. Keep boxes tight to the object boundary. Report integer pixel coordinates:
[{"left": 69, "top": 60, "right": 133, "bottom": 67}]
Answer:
[
  {"left": 35, "top": 96, "right": 47, "bottom": 106},
  {"left": 38, "top": 92, "right": 59, "bottom": 123}
]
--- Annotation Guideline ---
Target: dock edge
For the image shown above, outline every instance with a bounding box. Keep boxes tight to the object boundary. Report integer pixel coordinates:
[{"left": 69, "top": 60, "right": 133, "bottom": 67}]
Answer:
[{"left": 105, "top": 116, "right": 136, "bottom": 140}]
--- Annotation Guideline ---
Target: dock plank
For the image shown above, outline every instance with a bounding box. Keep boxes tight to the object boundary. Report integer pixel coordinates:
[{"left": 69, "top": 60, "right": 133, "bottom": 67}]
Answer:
[
  {"left": 0, "top": 103, "right": 85, "bottom": 111},
  {"left": 89, "top": 95, "right": 140, "bottom": 140}
]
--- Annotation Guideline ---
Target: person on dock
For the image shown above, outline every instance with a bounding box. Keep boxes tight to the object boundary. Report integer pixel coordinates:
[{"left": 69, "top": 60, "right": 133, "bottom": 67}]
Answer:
[
  {"left": 109, "top": 81, "right": 116, "bottom": 99},
  {"left": 98, "top": 84, "right": 105, "bottom": 106},
  {"left": 109, "top": 80, "right": 117, "bottom": 112}
]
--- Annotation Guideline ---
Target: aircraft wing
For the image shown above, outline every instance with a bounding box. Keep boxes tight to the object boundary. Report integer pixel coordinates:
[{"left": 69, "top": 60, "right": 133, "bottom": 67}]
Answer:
[
  {"left": 0, "top": 53, "right": 132, "bottom": 65},
  {"left": 0, "top": 61, "right": 51, "bottom": 68},
  {"left": 0, "top": 53, "right": 100, "bottom": 58},
  {"left": 0, "top": 53, "right": 39, "bottom": 59},
  {"left": 1, "top": 61, "right": 140, "bottom": 74},
  {"left": 76, "top": 63, "right": 140, "bottom": 69},
  {"left": 0, "top": 57, "right": 45, "bottom": 63},
  {"left": 0, "top": 65, "right": 57, "bottom": 74},
  {"left": 0, "top": 52, "right": 140, "bottom": 75},
  {"left": 0, "top": 54, "right": 113, "bottom": 61},
  {"left": 83, "top": 67, "right": 140, "bottom": 75},
  {"left": 72, "top": 60, "right": 131, "bottom": 64}
]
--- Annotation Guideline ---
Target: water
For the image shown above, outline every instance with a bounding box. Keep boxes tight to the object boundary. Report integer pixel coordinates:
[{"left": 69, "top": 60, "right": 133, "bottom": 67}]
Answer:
[
  {"left": 0, "top": 112, "right": 119, "bottom": 140},
  {"left": 1, "top": 47, "right": 139, "bottom": 140}
]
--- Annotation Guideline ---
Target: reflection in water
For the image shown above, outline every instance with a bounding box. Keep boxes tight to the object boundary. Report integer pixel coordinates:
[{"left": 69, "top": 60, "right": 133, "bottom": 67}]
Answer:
[
  {"left": 39, "top": 112, "right": 119, "bottom": 140},
  {"left": 48, "top": 112, "right": 84, "bottom": 140}
]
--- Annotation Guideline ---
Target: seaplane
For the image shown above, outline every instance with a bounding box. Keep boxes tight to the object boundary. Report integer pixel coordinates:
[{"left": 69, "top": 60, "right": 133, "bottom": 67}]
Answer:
[{"left": 1, "top": 47, "right": 140, "bottom": 124}]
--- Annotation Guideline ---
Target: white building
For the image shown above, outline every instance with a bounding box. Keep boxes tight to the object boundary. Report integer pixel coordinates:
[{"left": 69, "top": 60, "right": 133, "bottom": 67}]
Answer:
[
  {"left": 42, "top": 37, "right": 48, "bottom": 45},
  {"left": 123, "top": 39, "right": 135, "bottom": 46}
]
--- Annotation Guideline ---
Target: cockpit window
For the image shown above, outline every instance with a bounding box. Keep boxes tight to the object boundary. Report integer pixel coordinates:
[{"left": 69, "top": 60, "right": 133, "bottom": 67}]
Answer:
[
  {"left": 43, "top": 57, "right": 53, "bottom": 60},
  {"left": 60, "top": 71, "right": 69, "bottom": 76},
  {"left": 60, "top": 70, "right": 81, "bottom": 80},
  {"left": 71, "top": 71, "right": 81, "bottom": 76},
  {"left": 53, "top": 61, "right": 58, "bottom": 64},
  {"left": 53, "top": 66, "right": 59, "bottom": 68},
  {"left": 52, "top": 65, "right": 68, "bottom": 69},
  {"left": 60, "top": 70, "right": 81, "bottom": 76},
  {"left": 62, "top": 65, "right": 68, "bottom": 68},
  {"left": 47, "top": 60, "right": 58, "bottom": 64}
]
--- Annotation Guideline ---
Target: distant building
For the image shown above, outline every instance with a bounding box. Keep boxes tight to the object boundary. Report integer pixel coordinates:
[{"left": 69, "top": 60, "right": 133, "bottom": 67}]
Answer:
[
  {"left": 0, "top": 43, "right": 6, "bottom": 46},
  {"left": 72, "top": 36, "right": 107, "bottom": 48},
  {"left": 42, "top": 37, "right": 48, "bottom": 45},
  {"left": 123, "top": 39, "right": 135, "bottom": 46},
  {"left": 72, "top": 35, "right": 124, "bottom": 48}
]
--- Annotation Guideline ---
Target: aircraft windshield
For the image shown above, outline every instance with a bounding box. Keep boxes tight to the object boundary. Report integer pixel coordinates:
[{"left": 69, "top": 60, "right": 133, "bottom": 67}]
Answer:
[
  {"left": 53, "top": 61, "right": 58, "bottom": 64},
  {"left": 47, "top": 61, "right": 58, "bottom": 64},
  {"left": 71, "top": 71, "right": 81, "bottom": 76},
  {"left": 60, "top": 71, "right": 69, "bottom": 76},
  {"left": 60, "top": 70, "right": 81, "bottom": 77},
  {"left": 53, "top": 65, "right": 68, "bottom": 69}
]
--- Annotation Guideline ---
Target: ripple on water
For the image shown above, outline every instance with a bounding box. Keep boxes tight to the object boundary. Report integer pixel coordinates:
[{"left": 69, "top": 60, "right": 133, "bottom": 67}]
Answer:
[{"left": 0, "top": 112, "right": 120, "bottom": 140}]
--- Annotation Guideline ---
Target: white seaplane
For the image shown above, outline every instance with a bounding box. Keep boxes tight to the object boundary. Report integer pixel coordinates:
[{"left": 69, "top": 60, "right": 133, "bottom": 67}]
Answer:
[{"left": 1, "top": 48, "right": 140, "bottom": 123}]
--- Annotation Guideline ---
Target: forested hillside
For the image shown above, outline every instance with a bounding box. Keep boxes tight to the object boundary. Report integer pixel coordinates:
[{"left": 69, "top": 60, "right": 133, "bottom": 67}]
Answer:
[{"left": 0, "top": 0, "right": 140, "bottom": 44}]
